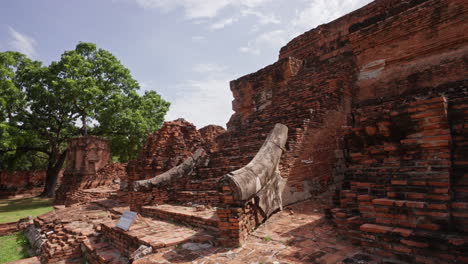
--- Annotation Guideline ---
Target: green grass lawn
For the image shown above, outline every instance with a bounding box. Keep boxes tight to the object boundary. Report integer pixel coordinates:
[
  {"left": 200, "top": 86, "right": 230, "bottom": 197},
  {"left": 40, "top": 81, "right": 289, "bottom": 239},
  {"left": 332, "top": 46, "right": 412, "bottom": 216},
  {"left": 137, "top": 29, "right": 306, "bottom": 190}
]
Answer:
[
  {"left": 0, "top": 232, "right": 31, "bottom": 263},
  {"left": 0, "top": 197, "right": 53, "bottom": 223}
]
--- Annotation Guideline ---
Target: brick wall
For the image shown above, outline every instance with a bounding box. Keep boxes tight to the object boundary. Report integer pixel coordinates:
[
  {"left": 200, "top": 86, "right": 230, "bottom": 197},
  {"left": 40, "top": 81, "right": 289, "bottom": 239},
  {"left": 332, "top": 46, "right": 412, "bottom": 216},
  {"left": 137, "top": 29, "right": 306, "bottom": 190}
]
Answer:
[
  {"left": 217, "top": 182, "right": 265, "bottom": 247},
  {"left": 215, "top": 0, "right": 467, "bottom": 206},
  {"left": 130, "top": 119, "right": 205, "bottom": 182},
  {"left": 331, "top": 89, "right": 468, "bottom": 263},
  {"left": 124, "top": 0, "right": 467, "bottom": 253},
  {"left": 128, "top": 119, "right": 226, "bottom": 210}
]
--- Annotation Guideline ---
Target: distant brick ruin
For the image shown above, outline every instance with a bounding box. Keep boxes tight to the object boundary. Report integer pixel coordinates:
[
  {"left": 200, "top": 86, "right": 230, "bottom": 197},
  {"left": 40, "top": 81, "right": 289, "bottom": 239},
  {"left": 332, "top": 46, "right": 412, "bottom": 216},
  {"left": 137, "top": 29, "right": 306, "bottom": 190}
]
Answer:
[
  {"left": 0, "top": 171, "right": 46, "bottom": 198},
  {"left": 6, "top": 0, "right": 468, "bottom": 263},
  {"left": 55, "top": 136, "right": 124, "bottom": 205}
]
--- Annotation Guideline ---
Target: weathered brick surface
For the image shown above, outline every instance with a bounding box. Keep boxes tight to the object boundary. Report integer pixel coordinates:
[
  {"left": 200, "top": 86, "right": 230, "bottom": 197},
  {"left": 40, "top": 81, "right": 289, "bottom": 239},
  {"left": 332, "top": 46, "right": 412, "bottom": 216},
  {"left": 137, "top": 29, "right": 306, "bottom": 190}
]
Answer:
[
  {"left": 0, "top": 170, "right": 46, "bottom": 190},
  {"left": 128, "top": 119, "right": 226, "bottom": 210},
  {"left": 123, "top": 0, "right": 468, "bottom": 257},
  {"left": 332, "top": 92, "right": 468, "bottom": 263},
  {"left": 0, "top": 170, "right": 63, "bottom": 198},
  {"left": 128, "top": 119, "right": 207, "bottom": 182},
  {"left": 198, "top": 125, "right": 225, "bottom": 153},
  {"left": 55, "top": 137, "right": 112, "bottom": 205}
]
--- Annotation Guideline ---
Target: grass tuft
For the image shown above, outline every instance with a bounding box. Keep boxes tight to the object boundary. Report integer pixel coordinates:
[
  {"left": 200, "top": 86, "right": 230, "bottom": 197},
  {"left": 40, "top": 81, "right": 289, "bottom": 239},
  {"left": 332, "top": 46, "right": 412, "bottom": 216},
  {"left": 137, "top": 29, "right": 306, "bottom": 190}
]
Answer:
[{"left": 0, "top": 232, "right": 31, "bottom": 263}]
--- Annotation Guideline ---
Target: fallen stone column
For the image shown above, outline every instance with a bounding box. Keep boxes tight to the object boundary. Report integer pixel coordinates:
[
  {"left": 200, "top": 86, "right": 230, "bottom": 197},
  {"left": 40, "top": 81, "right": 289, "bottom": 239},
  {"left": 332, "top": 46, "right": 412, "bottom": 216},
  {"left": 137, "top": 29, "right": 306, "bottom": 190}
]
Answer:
[
  {"left": 133, "top": 148, "right": 209, "bottom": 191},
  {"left": 221, "top": 123, "right": 288, "bottom": 216}
]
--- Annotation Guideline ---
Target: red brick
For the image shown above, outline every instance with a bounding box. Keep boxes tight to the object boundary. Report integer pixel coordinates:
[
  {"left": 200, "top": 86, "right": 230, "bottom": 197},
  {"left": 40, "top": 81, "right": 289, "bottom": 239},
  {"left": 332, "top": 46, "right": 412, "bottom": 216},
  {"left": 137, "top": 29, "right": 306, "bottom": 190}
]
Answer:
[
  {"left": 401, "top": 239, "right": 429, "bottom": 248},
  {"left": 372, "top": 199, "right": 395, "bottom": 206},
  {"left": 360, "top": 224, "right": 393, "bottom": 234}
]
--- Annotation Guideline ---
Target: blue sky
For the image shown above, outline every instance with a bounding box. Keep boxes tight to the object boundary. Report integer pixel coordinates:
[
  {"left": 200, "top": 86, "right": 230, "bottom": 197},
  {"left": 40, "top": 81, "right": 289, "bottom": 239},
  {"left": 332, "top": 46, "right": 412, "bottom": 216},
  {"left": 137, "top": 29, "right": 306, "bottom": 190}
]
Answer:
[{"left": 1, "top": 0, "right": 372, "bottom": 128}]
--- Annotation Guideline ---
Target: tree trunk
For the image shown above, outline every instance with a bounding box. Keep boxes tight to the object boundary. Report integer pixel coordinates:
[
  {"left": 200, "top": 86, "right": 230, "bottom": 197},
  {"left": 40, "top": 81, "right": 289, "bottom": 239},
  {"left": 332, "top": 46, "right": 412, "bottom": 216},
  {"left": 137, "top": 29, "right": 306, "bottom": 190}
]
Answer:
[
  {"left": 82, "top": 115, "right": 87, "bottom": 136},
  {"left": 40, "top": 150, "right": 67, "bottom": 198}
]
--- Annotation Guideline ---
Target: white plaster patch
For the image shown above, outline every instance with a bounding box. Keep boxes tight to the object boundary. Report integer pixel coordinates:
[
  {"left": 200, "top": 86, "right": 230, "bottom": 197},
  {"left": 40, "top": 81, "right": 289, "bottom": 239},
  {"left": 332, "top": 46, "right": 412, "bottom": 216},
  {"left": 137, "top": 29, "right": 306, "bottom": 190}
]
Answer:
[{"left": 359, "top": 59, "right": 386, "bottom": 81}]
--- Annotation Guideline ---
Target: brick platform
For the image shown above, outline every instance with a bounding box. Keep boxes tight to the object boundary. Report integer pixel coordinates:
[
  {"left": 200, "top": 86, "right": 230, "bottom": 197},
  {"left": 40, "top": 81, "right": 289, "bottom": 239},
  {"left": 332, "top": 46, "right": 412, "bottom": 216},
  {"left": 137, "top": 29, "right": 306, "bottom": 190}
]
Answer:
[
  {"left": 141, "top": 204, "right": 219, "bottom": 231},
  {"left": 101, "top": 214, "right": 217, "bottom": 256},
  {"left": 134, "top": 199, "right": 379, "bottom": 264}
]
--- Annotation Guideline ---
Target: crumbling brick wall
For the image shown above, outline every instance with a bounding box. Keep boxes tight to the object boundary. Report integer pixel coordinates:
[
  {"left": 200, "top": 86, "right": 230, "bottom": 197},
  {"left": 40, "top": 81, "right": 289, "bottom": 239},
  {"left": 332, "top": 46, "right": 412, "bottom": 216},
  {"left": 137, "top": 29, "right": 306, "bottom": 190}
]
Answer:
[
  {"left": 0, "top": 170, "right": 64, "bottom": 198},
  {"left": 128, "top": 119, "right": 226, "bottom": 210},
  {"left": 199, "top": 125, "right": 225, "bottom": 153},
  {"left": 331, "top": 88, "right": 468, "bottom": 263},
  {"left": 207, "top": 0, "right": 468, "bottom": 252},
  {"left": 128, "top": 119, "right": 206, "bottom": 183},
  {"left": 125, "top": 0, "right": 467, "bottom": 255},
  {"left": 0, "top": 170, "right": 46, "bottom": 190},
  {"left": 55, "top": 136, "right": 111, "bottom": 205},
  {"left": 211, "top": 0, "right": 468, "bottom": 206}
]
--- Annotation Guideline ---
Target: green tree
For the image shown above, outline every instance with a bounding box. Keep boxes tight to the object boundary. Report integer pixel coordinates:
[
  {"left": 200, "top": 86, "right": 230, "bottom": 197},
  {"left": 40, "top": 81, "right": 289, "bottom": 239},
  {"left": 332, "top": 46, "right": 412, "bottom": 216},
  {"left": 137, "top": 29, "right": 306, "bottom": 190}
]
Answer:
[{"left": 0, "top": 43, "right": 170, "bottom": 197}]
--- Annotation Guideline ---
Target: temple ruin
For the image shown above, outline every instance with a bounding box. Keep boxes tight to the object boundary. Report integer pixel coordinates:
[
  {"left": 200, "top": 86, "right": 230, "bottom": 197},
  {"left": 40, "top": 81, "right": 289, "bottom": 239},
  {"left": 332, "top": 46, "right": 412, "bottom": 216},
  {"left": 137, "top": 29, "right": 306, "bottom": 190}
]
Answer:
[{"left": 1, "top": 0, "right": 467, "bottom": 263}]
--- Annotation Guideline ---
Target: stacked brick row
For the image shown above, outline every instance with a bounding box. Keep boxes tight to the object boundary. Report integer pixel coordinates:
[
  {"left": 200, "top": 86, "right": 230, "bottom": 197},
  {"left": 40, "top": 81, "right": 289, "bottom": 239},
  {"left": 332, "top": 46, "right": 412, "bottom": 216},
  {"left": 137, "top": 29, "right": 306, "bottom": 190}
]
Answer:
[
  {"left": 90, "top": 163, "right": 126, "bottom": 189},
  {"left": 55, "top": 163, "right": 126, "bottom": 204},
  {"left": 81, "top": 236, "right": 128, "bottom": 264},
  {"left": 0, "top": 170, "right": 46, "bottom": 190},
  {"left": 129, "top": 119, "right": 206, "bottom": 182},
  {"left": 30, "top": 202, "right": 120, "bottom": 264},
  {"left": 100, "top": 224, "right": 143, "bottom": 257},
  {"left": 198, "top": 125, "right": 225, "bottom": 153},
  {"left": 332, "top": 93, "right": 468, "bottom": 263},
  {"left": 0, "top": 170, "right": 62, "bottom": 198},
  {"left": 174, "top": 190, "right": 220, "bottom": 205},
  {"left": 34, "top": 217, "right": 89, "bottom": 263},
  {"left": 65, "top": 187, "right": 118, "bottom": 204},
  {"left": 216, "top": 183, "right": 265, "bottom": 247},
  {"left": 449, "top": 91, "right": 468, "bottom": 232},
  {"left": 0, "top": 221, "right": 19, "bottom": 235},
  {"left": 214, "top": 54, "right": 355, "bottom": 198},
  {"left": 128, "top": 119, "right": 226, "bottom": 210},
  {"left": 141, "top": 206, "right": 219, "bottom": 231}
]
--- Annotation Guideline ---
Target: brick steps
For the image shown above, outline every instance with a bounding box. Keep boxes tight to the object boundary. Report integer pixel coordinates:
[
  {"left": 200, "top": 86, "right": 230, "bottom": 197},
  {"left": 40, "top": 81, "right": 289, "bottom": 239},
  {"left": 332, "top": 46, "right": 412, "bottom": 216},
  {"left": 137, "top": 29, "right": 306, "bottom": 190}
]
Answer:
[
  {"left": 174, "top": 190, "right": 220, "bottom": 205},
  {"left": 101, "top": 214, "right": 216, "bottom": 257},
  {"left": 181, "top": 178, "right": 220, "bottom": 191},
  {"left": 141, "top": 204, "right": 219, "bottom": 231},
  {"left": 82, "top": 236, "right": 128, "bottom": 264}
]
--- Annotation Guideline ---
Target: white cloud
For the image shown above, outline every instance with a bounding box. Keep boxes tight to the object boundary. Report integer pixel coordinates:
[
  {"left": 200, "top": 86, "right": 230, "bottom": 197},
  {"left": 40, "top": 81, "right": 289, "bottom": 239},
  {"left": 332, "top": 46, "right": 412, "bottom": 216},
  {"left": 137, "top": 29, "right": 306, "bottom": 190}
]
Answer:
[
  {"left": 292, "top": 0, "right": 373, "bottom": 30},
  {"left": 241, "top": 9, "right": 280, "bottom": 25},
  {"left": 193, "top": 63, "right": 228, "bottom": 74},
  {"left": 210, "top": 17, "right": 239, "bottom": 30},
  {"left": 7, "top": 27, "right": 37, "bottom": 58},
  {"left": 144, "top": 63, "right": 235, "bottom": 128},
  {"left": 239, "top": 29, "right": 294, "bottom": 55},
  {"left": 165, "top": 76, "right": 234, "bottom": 128},
  {"left": 239, "top": 0, "right": 372, "bottom": 55},
  {"left": 132, "top": 0, "right": 272, "bottom": 19}
]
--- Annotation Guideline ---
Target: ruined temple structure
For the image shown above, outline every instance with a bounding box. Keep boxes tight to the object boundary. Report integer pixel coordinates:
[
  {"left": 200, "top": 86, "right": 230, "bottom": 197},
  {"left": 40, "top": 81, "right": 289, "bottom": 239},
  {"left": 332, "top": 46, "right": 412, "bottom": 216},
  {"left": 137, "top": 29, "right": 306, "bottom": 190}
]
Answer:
[
  {"left": 54, "top": 136, "right": 126, "bottom": 205},
  {"left": 22, "top": 0, "right": 468, "bottom": 263},
  {"left": 126, "top": 0, "right": 468, "bottom": 261}
]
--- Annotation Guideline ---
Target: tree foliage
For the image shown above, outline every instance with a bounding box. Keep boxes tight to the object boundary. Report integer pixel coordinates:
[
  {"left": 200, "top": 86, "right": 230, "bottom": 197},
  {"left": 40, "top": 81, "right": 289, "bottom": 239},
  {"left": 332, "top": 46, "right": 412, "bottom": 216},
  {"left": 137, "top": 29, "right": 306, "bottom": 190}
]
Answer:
[{"left": 0, "top": 43, "right": 170, "bottom": 196}]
